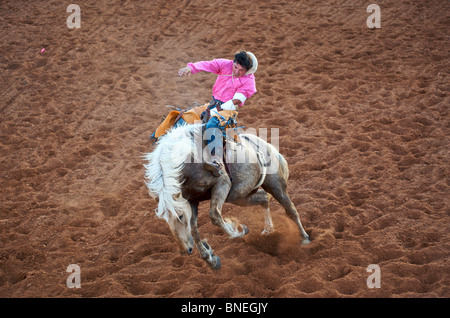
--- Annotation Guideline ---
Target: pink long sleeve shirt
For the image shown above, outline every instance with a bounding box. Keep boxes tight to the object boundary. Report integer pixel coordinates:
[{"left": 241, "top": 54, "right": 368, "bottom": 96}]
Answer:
[{"left": 187, "top": 59, "right": 257, "bottom": 107}]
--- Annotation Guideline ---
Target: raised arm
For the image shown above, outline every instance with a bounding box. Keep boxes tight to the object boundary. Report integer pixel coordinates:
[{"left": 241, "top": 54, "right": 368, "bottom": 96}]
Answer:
[{"left": 179, "top": 59, "right": 229, "bottom": 77}]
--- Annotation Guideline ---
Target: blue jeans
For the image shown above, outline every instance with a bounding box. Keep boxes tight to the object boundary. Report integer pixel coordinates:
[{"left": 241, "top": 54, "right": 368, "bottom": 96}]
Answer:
[{"left": 205, "top": 116, "right": 223, "bottom": 158}]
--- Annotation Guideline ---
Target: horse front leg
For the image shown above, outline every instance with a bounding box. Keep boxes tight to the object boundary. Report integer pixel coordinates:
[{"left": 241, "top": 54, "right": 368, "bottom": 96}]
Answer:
[
  {"left": 209, "top": 176, "right": 249, "bottom": 238},
  {"left": 189, "top": 200, "right": 221, "bottom": 270}
]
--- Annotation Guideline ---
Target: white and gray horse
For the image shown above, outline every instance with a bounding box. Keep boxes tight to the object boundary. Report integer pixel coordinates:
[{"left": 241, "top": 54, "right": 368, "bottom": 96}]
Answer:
[{"left": 144, "top": 124, "right": 309, "bottom": 269}]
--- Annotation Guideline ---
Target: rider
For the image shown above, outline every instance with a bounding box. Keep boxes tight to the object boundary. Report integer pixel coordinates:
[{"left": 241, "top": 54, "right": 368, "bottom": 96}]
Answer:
[{"left": 177, "top": 51, "right": 258, "bottom": 176}]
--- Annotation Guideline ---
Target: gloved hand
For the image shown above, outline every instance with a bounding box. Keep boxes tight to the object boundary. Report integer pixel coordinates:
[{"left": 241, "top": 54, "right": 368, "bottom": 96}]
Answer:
[
  {"left": 221, "top": 100, "right": 237, "bottom": 111},
  {"left": 178, "top": 66, "right": 192, "bottom": 77}
]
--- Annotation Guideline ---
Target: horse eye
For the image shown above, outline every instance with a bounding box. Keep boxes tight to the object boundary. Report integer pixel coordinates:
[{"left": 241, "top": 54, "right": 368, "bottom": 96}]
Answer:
[{"left": 178, "top": 215, "right": 184, "bottom": 221}]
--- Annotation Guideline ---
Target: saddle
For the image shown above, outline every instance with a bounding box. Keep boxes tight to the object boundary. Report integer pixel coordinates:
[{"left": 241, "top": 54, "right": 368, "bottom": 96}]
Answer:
[{"left": 154, "top": 104, "right": 238, "bottom": 139}]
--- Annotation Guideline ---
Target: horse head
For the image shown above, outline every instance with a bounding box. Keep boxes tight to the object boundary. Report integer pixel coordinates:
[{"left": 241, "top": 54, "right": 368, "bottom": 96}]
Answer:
[{"left": 164, "top": 194, "right": 194, "bottom": 255}]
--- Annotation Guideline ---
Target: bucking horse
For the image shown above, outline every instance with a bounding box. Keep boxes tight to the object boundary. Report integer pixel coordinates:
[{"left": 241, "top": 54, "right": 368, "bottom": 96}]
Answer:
[{"left": 143, "top": 122, "right": 310, "bottom": 269}]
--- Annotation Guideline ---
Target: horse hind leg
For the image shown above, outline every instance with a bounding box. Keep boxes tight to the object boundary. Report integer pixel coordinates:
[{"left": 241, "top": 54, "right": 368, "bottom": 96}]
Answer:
[
  {"left": 263, "top": 181, "right": 310, "bottom": 244},
  {"left": 284, "top": 195, "right": 310, "bottom": 244},
  {"left": 262, "top": 201, "right": 274, "bottom": 235},
  {"left": 275, "top": 191, "right": 310, "bottom": 244},
  {"left": 231, "top": 189, "right": 274, "bottom": 235}
]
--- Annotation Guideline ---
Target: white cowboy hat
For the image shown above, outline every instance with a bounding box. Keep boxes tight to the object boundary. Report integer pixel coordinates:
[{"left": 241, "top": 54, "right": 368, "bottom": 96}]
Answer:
[{"left": 245, "top": 52, "right": 258, "bottom": 75}]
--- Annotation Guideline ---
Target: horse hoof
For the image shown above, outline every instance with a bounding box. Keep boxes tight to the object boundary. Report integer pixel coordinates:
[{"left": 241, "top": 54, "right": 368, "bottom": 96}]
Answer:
[
  {"left": 209, "top": 255, "right": 221, "bottom": 270},
  {"left": 261, "top": 228, "right": 274, "bottom": 235},
  {"left": 242, "top": 225, "right": 249, "bottom": 235},
  {"left": 301, "top": 238, "right": 311, "bottom": 245}
]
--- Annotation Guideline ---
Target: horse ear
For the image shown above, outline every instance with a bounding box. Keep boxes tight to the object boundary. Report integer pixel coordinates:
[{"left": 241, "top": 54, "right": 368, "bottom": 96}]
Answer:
[{"left": 245, "top": 52, "right": 258, "bottom": 75}]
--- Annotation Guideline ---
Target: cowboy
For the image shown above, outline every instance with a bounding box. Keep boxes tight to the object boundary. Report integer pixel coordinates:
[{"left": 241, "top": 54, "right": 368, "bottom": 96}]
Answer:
[{"left": 177, "top": 51, "right": 258, "bottom": 176}]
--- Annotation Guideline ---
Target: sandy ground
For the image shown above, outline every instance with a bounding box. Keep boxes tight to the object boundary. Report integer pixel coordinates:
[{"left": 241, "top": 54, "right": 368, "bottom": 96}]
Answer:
[{"left": 0, "top": 0, "right": 448, "bottom": 298}]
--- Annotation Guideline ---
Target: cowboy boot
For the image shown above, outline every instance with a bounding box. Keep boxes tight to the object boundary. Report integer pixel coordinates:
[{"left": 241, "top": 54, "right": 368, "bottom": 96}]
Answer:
[
  {"left": 203, "top": 117, "right": 227, "bottom": 177},
  {"left": 203, "top": 155, "right": 226, "bottom": 177}
]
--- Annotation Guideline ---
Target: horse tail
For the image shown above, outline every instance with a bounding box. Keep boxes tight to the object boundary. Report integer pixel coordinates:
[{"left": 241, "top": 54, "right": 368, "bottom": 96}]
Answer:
[{"left": 143, "top": 124, "right": 200, "bottom": 221}]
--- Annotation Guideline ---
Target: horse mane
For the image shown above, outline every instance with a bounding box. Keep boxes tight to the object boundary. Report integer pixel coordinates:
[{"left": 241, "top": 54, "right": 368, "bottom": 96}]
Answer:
[{"left": 143, "top": 124, "right": 202, "bottom": 221}]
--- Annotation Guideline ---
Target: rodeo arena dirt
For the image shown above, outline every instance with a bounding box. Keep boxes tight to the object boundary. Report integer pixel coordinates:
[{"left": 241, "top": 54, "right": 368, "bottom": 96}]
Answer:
[{"left": 0, "top": 0, "right": 448, "bottom": 302}]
